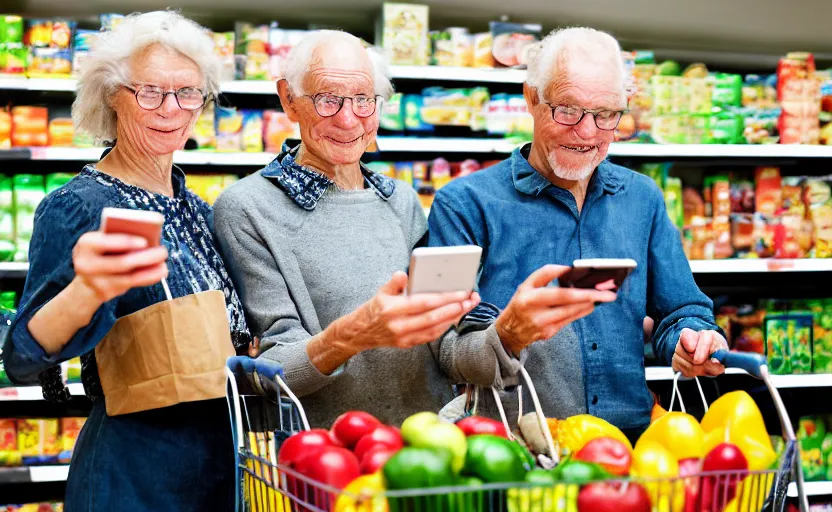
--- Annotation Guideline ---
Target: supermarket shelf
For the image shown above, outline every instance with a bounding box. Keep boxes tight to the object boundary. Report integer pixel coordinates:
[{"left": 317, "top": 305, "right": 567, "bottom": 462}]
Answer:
[
  {"left": 389, "top": 65, "right": 526, "bottom": 83},
  {"left": 0, "top": 76, "right": 75, "bottom": 92},
  {"left": 375, "top": 137, "right": 521, "bottom": 153},
  {"left": 0, "top": 383, "right": 84, "bottom": 401},
  {"left": 789, "top": 481, "right": 832, "bottom": 497},
  {"left": 0, "top": 465, "right": 69, "bottom": 484},
  {"left": 610, "top": 143, "right": 832, "bottom": 158},
  {"left": 20, "top": 147, "right": 277, "bottom": 166},
  {"left": 646, "top": 367, "right": 832, "bottom": 388},
  {"left": 689, "top": 259, "right": 832, "bottom": 273},
  {"left": 0, "top": 262, "right": 29, "bottom": 278}
]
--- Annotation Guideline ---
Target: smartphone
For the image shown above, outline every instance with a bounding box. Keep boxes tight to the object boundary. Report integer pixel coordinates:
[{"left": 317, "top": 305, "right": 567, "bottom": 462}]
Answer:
[
  {"left": 100, "top": 207, "right": 165, "bottom": 249},
  {"left": 558, "top": 258, "right": 637, "bottom": 290},
  {"left": 407, "top": 245, "right": 483, "bottom": 295}
]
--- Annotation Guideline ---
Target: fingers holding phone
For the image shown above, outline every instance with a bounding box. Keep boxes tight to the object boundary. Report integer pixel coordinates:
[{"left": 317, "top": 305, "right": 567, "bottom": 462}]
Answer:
[
  {"left": 72, "top": 208, "right": 169, "bottom": 304},
  {"left": 495, "top": 264, "right": 619, "bottom": 354}
]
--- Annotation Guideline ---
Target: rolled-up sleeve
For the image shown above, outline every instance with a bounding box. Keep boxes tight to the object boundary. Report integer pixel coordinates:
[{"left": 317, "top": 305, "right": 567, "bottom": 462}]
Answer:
[
  {"left": 1, "top": 191, "right": 117, "bottom": 384},
  {"left": 646, "top": 186, "right": 723, "bottom": 366},
  {"left": 213, "top": 191, "right": 343, "bottom": 397}
]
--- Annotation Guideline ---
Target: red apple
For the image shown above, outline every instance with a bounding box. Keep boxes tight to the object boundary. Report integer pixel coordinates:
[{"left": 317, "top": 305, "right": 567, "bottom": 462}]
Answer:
[
  {"left": 277, "top": 429, "right": 336, "bottom": 466},
  {"left": 360, "top": 445, "right": 399, "bottom": 474},
  {"left": 330, "top": 411, "right": 382, "bottom": 449},
  {"left": 679, "top": 457, "right": 703, "bottom": 512},
  {"left": 353, "top": 425, "right": 403, "bottom": 462},
  {"left": 291, "top": 445, "right": 361, "bottom": 510},
  {"left": 574, "top": 437, "right": 632, "bottom": 476},
  {"left": 577, "top": 481, "right": 651, "bottom": 512},
  {"left": 456, "top": 416, "right": 509, "bottom": 438},
  {"left": 701, "top": 443, "right": 748, "bottom": 512}
]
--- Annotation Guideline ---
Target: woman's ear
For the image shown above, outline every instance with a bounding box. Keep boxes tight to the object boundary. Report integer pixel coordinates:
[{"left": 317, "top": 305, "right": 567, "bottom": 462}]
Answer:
[{"left": 277, "top": 79, "right": 300, "bottom": 123}]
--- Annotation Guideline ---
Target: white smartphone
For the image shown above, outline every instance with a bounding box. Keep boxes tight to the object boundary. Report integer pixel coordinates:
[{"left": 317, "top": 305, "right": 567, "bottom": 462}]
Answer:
[
  {"left": 558, "top": 258, "right": 638, "bottom": 290},
  {"left": 100, "top": 207, "right": 165, "bottom": 249},
  {"left": 407, "top": 245, "right": 483, "bottom": 295}
]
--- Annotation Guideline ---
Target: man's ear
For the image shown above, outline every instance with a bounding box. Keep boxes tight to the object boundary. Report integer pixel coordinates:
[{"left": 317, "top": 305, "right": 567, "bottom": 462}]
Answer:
[
  {"left": 523, "top": 82, "right": 540, "bottom": 112},
  {"left": 277, "top": 79, "right": 300, "bottom": 122}
]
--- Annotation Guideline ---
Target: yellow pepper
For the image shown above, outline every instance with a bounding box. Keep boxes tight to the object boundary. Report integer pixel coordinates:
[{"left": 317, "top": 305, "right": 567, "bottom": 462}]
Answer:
[
  {"left": 549, "top": 415, "right": 633, "bottom": 455},
  {"left": 723, "top": 472, "right": 774, "bottom": 512},
  {"left": 702, "top": 428, "right": 776, "bottom": 472},
  {"left": 701, "top": 391, "right": 773, "bottom": 452},
  {"left": 630, "top": 440, "right": 684, "bottom": 512},
  {"left": 637, "top": 412, "right": 705, "bottom": 460},
  {"left": 334, "top": 473, "right": 389, "bottom": 512}
]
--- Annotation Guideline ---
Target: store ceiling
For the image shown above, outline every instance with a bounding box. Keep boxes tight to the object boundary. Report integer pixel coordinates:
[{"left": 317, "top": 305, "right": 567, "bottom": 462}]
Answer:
[{"left": 10, "top": 0, "right": 832, "bottom": 67}]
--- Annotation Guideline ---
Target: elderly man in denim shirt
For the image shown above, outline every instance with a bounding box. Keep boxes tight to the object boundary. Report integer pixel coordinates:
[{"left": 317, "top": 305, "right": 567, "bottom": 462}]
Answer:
[{"left": 428, "top": 27, "right": 727, "bottom": 436}]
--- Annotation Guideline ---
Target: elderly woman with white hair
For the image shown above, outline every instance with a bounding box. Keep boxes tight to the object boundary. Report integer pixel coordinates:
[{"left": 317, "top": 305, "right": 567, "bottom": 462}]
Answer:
[{"left": 0, "top": 11, "right": 248, "bottom": 511}]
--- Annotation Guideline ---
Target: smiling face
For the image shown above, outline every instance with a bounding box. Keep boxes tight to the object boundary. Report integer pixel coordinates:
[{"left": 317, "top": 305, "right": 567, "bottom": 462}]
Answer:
[
  {"left": 280, "top": 40, "right": 379, "bottom": 169},
  {"left": 526, "top": 58, "right": 627, "bottom": 182},
  {"left": 111, "top": 44, "right": 203, "bottom": 156}
]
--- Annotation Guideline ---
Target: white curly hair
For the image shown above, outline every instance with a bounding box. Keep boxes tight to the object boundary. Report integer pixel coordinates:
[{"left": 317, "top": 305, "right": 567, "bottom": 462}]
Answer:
[
  {"left": 526, "top": 27, "right": 628, "bottom": 102},
  {"left": 72, "top": 10, "right": 219, "bottom": 143},
  {"left": 282, "top": 30, "right": 394, "bottom": 100}
]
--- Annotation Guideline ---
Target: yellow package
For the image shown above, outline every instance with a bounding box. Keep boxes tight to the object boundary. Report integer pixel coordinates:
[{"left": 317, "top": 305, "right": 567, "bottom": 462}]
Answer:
[
  {"left": 17, "top": 419, "right": 59, "bottom": 457},
  {"left": 60, "top": 417, "right": 86, "bottom": 452}
]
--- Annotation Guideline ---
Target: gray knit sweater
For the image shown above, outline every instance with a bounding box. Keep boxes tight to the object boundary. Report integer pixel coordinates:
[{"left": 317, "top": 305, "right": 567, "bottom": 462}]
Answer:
[{"left": 213, "top": 166, "right": 586, "bottom": 428}]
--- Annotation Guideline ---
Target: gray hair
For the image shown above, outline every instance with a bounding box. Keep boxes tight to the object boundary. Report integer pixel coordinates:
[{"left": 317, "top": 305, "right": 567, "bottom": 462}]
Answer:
[
  {"left": 526, "top": 27, "right": 628, "bottom": 102},
  {"left": 283, "top": 30, "right": 394, "bottom": 100},
  {"left": 72, "top": 10, "right": 220, "bottom": 143}
]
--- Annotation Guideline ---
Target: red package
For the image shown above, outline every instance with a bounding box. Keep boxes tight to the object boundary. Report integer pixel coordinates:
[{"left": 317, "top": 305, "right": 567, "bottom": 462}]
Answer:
[
  {"left": 0, "top": 419, "right": 15, "bottom": 451},
  {"left": 11, "top": 106, "right": 49, "bottom": 147},
  {"left": 755, "top": 167, "right": 782, "bottom": 217}
]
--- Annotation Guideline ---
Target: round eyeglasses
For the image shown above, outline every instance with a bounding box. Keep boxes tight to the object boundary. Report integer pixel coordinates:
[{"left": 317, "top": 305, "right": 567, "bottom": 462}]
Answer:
[
  {"left": 124, "top": 85, "right": 208, "bottom": 111},
  {"left": 545, "top": 103, "right": 626, "bottom": 131},
  {"left": 307, "top": 93, "right": 381, "bottom": 118}
]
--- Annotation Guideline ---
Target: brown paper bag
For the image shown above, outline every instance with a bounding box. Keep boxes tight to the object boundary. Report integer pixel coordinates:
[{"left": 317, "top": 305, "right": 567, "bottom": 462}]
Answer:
[{"left": 95, "top": 290, "right": 235, "bottom": 416}]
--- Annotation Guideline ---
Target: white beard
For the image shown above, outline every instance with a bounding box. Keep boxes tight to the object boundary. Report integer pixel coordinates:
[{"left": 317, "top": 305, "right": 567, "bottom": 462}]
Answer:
[{"left": 546, "top": 150, "right": 597, "bottom": 182}]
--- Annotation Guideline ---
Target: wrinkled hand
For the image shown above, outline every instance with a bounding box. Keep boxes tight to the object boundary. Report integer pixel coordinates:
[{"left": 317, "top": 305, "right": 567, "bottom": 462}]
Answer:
[
  {"left": 337, "top": 271, "right": 480, "bottom": 352},
  {"left": 495, "top": 265, "right": 617, "bottom": 354},
  {"left": 72, "top": 231, "right": 169, "bottom": 305},
  {"left": 672, "top": 328, "right": 729, "bottom": 377}
]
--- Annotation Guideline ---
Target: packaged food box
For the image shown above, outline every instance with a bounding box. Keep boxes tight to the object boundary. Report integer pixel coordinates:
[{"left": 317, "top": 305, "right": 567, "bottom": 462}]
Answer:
[
  {"left": 64, "top": 356, "right": 82, "bottom": 383},
  {"left": 0, "top": 15, "right": 24, "bottom": 44},
  {"left": 797, "top": 415, "right": 832, "bottom": 482},
  {"left": 216, "top": 107, "right": 243, "bottom": 152},
  {"left": 809, "top": 299, "right": 832, "bottom": 373},
  {"left": 431, "top": 27, "right": 472, "bottom": 67},
  {"left": 0, "top": 418, "right": 20, "bottom": 467},
  {"left": 11, "top": 106, "right": 49, "bottom": 147},
  {"left": 765, "top": 313, "right": 814, "bottom": 375},
  {"left": 472, "top": 32, "right": 494, "bottom": 68},
  {"left": 60, "top": 417, "right": 85, "bottom": 454},
  {"left": 754, "top": 167, "right": 782, "bottom": 216},
  {"left": 235, "top": 23, "right": 270, "bottom": 81},
  {"left": 212, "top": 32, "right": 236, "bottom": 83},
  {"left": 71, "top": 29, "right": 97, "bottom": 77},
  {"left": 268, "top": 28, "right": 306, "bottom": 82},
  {"left": 377, "top": 3, "right": 429, "bottom": 66},
  {"left": 0, "top": 176, "right": 15, "bottom": 262},
  {"left": 821, "top": 74, "right": 832, "bottom": 145},
  {"left": 241, "top": 110, "right": 264, "bottom": 153},
  {"left": 489, "top": 21, "right": 540, "bottom": 68},
  {"left": 263, "top": 110, "right": 298, "bottom": 153},
  {"left": 192, "top": 104, "right": 216, "bottom": 150},
  {"left": 48, "top": 116, "right": 74, "bottom": 147},
  {"left": 18, "top": 419, "right": 60, "bottom": 464},
  {"left": 13, "top": 174, "right": 45, "bottom": 263},
  {"left": 0, "top": 109, "right": 10, "bottom": 149},
  {"left": 379, "top": 93, "right": 404, "bottom": 132}
]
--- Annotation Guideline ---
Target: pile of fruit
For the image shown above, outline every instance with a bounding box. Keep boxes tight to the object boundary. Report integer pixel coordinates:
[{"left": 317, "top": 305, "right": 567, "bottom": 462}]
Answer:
[{"left": 269, "top": 391, "right": 783, "bottom": 512}]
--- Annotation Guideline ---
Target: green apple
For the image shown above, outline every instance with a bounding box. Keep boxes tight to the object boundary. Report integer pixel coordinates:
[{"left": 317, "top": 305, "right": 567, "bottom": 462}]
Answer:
[{"left": 401, "top": 412, "right": 467, "bottom": 473}]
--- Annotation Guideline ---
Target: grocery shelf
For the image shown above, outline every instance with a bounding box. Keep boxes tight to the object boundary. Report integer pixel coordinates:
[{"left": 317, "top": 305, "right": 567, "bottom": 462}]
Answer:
[
  {"left": 789, "top": 481, "right": 832, "bottom": 497},
  {"left": 0, "top": 262, "right": 29, "bottom": 278},
  {"left": 0, "top": 465, "right": 69, "bottom": 484},
  {"left": 689, "top": 259, "right": 832, "bottom": 273},
  {"left": 375, "top": 137, "right": 521, "bottom": 153},
  {"left": 645, "top": 367, "right": 832, "bottom": 388},
  {"left": 610, "top": 143, "right": 832, "bottom": 158},
  {"left": 0, "top": 76, "right": 75, "bottom": 92},
  {"left": 0, "top": 383, "right": 84, "bottom": 401},
  {"left": 389, "top": 65, "right": 526, "bottom": 83},
  {"left": 20, "top": 147, "right": 277, "bottom": 166}
]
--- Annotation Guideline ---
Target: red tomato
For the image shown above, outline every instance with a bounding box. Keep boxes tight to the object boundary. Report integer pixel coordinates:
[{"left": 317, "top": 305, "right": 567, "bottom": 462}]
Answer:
[
  {"left": 360, "top": 445, "right": 400, "bottom": 474},
  {"left": 455, "top": 416, "right": 509, "bottom": 438},
  {"left": 574, "top": 437, "right": 632, "bottom": 476},
  {"left": 330, "top": 411, "right": 382, "bottom": 449},
  {"left": 277, "top": 429, "right": 336, "bottom": 466},
  {"left": 289, "top": 446, "right": 361, "bottom": 510},
  {"left": 353, "top": 425, "right": 403, "bottom": 462},
  {"left": 701, "top": 443, "right": 748, "bottom": 511},
  {"left": 578, "top": 481, "right": 651, "bottom": 512}
]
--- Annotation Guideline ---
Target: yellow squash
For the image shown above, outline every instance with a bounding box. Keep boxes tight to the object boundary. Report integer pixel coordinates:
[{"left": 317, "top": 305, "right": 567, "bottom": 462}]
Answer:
[{"left": 334, "top": 473, "right": 389, "bottom": 512}]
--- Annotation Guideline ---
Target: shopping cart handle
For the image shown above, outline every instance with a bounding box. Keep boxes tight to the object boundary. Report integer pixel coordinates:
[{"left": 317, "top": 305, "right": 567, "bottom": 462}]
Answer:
[
  {"left": 710, "top": 350, "right": 766, "bottom": 379},
  {"left": 226, "top": 356, "right": 285, "bottom": 397}
]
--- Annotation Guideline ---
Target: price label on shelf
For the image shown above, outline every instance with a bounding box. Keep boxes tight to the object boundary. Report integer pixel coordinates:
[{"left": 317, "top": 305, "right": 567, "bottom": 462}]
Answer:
[
  {"left": 0, "top": 387, "right": 20, "bottom": 400},
  {"left": 766, "top": 260, "right": 796, "bottom": 272}
]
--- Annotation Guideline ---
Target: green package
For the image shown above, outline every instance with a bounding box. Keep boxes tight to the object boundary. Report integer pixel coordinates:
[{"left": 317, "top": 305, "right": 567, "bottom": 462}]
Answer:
[
  {"left": 823, "top": 430, "right": 832, "bottom": 482},
  {"left": 664, "top": 177, "right": 684, "bottom": 229},
  {"left": 0, "top": 177, "right": 14, "bottom": 263},
  {"left": 45, "top": 173, "right": 75, "bottom": 195},
  {"left": 798, "top": 416, "right": 827, "bottom": 482},
  {"left": 379, "top": 92, "right": 404, "bottom": 132},
  {"left": 765, "top": 313, "right": 814, "bottom": 374},
  {"left": 639, "top": 163, "right": 668, "bottom": 191},
  {"left": 12, "top": 174, "right": 46, "bottom": 263},
  {"left": 0, "top": 291, "right": 16, "bottom": 387}
]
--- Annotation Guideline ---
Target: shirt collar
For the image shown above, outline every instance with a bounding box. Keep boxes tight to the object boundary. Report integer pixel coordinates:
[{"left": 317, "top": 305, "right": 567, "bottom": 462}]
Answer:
[
  {"left": 262, "top": 141, "right": 395, "bottom": 211},
  {"left": 510, "top": 143, "right": 627, "bottom": 197}
]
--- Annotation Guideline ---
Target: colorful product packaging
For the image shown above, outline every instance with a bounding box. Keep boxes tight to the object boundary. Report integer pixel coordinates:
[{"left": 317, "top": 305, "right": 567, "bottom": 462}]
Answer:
[
  {"left": 235, "top": 22, "right": 270, "bottom": 81},
  {"left": 212, "top": 32, "right": 236, "bottom": 82},
  {"left": 13, "top": 174, "right": 46, "bottom": 263},
  {"left": 0, "top": 109, "right": 10, "bottom": 149},
  {"left": 241, "top": 110, "right": 264, "bottom": 153},
  {"left": 11, "top": 106, "right": 49, "bottom": 147},
  {"left": 377, "top": 3, "right": 430, "bottom": 66},
  {"left": 821, "top": 74, "right": 832, "bottom": 145},
  {"left": 797, "top": 415, "right": 832, "bottom": 482},
  {"left": 755, "top": 167, "right": 782, "bottom": 217},
  {"left": 71, "top": 30, "right": 97, "bottom": 77},
  {"left": 0, "top": 176, "right": 15, "bottom": 262},
  {"left": 489, "top": 21, "right": 541, "bottom": 68},
  {"left": 809, "top": 299, "right": 832, "bottom": 373},
  {"left": 17, "top": 419, "right": 60, "bottom": 464},
  {"left": 192, "top": 104, "right": 216, "bottom": 150},
  {"left": 58, "top": 417, "right": 86, "bottom": 463},
  {"left": 765, "top": 313, "right": 814, "bottom": 375},
  {"left": 215, "top": 107, "right": 243, "bottom": 152},
  {"left": 263, "top": 110, "right": 298, "bottom": 153}
]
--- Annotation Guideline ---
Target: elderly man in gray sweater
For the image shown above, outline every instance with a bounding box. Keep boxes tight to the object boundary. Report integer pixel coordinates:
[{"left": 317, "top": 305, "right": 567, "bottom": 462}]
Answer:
[{"left": 213, "top": 30, "right": 614, "bottom": 428}]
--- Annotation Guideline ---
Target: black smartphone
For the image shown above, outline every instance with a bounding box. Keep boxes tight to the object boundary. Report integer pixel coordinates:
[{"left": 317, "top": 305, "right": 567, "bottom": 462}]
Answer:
[{"left": 558, "top": 258, "right": 638, "bottom": 290}]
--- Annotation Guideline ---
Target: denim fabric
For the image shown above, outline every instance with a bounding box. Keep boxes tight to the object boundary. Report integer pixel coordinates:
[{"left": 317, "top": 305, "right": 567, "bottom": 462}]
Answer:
[
  {"left": 0, "top": 164, "right": 246, "bottom": 511},
  {"left": 427, "top": 144, "right": 720, "bottom": 430}
]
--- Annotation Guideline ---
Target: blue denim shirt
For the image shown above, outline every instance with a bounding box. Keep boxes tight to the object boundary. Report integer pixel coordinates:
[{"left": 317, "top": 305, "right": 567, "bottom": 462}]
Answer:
[{"left": 427, "top": 145, "right": 720, "bottom": 429}]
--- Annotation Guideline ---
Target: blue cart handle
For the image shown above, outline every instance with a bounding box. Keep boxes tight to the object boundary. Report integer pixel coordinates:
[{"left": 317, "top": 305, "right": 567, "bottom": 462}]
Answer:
[
  {"left": 226, "top": 355, "right": 285, "bottom": 395},
  {"left": 710, "top": 349, "right": 766, "bottom": 379}
]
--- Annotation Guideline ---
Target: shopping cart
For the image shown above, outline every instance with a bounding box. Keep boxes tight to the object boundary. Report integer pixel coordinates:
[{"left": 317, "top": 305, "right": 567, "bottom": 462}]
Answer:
[{"left": 225, "top": 350, "right": 806, "bottom": 512}]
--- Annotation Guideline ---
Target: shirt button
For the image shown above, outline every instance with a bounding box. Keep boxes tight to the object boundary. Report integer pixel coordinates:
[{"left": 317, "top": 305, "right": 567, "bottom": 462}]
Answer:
[
  {"left": 592, "top": 343, "right": 598, "bottom": 351},
  {"left": 592, "top": 396, "right": 598, "bottom": 405}
]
